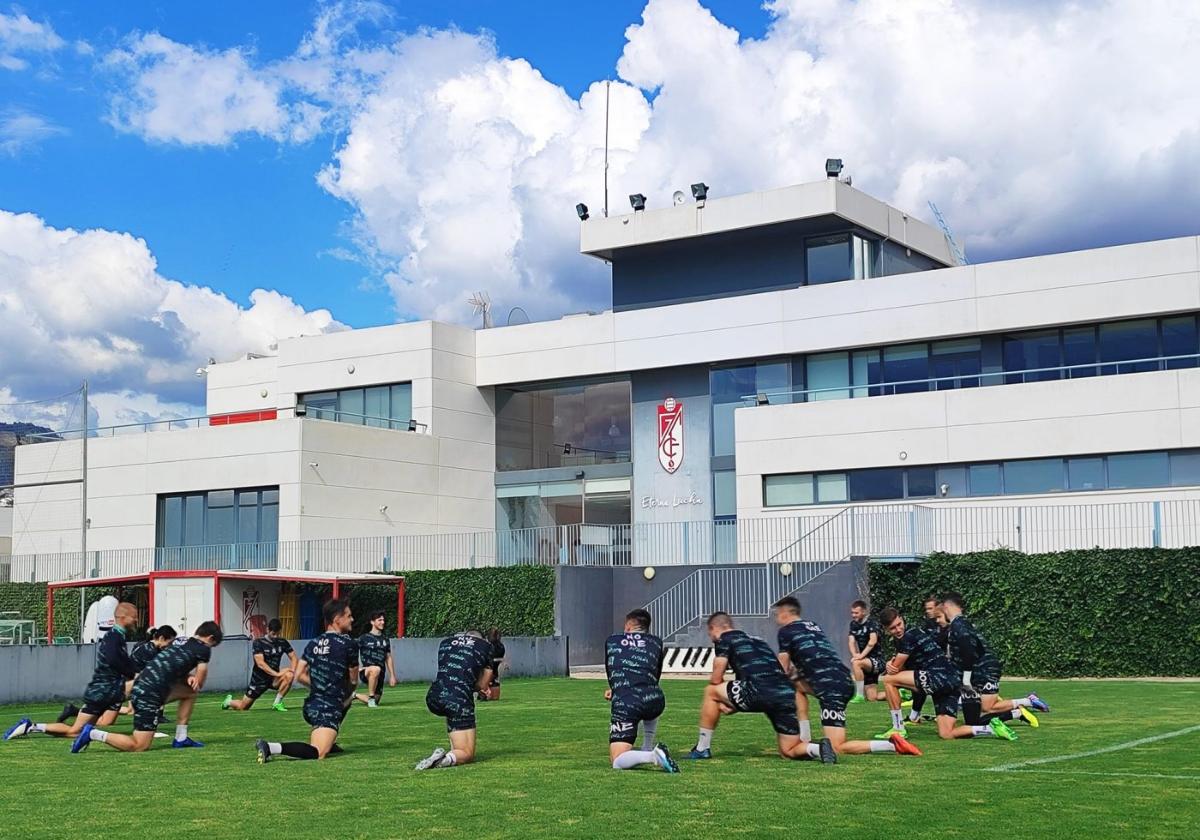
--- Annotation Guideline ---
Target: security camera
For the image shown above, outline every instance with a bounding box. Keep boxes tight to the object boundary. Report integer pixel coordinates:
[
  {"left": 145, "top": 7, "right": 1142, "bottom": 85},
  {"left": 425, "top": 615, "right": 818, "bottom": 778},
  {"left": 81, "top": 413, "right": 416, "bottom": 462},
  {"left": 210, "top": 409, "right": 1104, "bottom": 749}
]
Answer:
[
  {"left": 379, "top": 504, "right": 389, "bottom": 513},
  {"left": 308, "top": 461, "right": 319, "bottom": 469}
]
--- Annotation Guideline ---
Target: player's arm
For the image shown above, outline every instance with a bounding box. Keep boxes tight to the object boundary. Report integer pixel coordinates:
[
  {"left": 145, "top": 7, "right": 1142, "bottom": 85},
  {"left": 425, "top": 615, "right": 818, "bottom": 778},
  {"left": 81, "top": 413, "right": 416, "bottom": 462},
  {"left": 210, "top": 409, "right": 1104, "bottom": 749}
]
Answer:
[
  {"left": 253, "top": 652, "right": 279, "bottom": 678},
  {"left": 777, "top": 650, "right": 793, "bottom": 674},
  {"left": 287, "top": 649, "right": 299, "bottom": 672},
  {"left": 110, "top": 634, "right": 138, "bottom": 680},
  {"left": 475, "top": 666, "right": 494, "bottom": 693},
  {"left": 848, "top": 633, "right": 861, "bottom": 659},
  {"left": 885, "top": 652, "right": 909, "bottom": 675},
  {"left": 294, "top": 658, "right": 311, "bottom": 687},
  {"left": 188, "top": 661, "right": 208, "bottom": 692},
  {"left": 861, "top": 631, "right": 879, "bottom": 658},
  {"left": 708, "top": 655, "right": 728, "bottom": 685},
  {"left": 385, "top": 652, "right": 397, "bottom": 685}
]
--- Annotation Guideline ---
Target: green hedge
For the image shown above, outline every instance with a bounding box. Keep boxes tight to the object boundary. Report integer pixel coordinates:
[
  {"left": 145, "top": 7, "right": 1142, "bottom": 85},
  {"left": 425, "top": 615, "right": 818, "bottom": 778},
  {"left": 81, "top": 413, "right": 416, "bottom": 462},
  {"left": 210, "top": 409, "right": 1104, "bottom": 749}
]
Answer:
[
  {"left": 349, "top": 566, "right": 556, "bottom": 638},
  {"left": 868, "top": 547, "right": 1200, "bottom": 677}
]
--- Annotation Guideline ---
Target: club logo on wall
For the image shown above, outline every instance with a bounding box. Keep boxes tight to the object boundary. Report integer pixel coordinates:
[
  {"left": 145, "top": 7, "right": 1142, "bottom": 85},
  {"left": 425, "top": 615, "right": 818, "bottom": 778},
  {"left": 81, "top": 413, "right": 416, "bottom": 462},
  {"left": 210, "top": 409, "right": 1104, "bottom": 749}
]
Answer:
[{"left": 657, "top": 396, "right": 684, "bottom": 474}]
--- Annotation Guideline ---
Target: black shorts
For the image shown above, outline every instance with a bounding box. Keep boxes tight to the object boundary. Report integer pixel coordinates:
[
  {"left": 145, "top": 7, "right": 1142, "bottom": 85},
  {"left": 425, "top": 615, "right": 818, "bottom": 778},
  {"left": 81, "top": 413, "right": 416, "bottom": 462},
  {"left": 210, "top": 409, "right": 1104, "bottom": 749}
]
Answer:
[
  {"left": 609, "top": 689, "right": 665, "bottom": 744},
  {"left": 914, "top": 670, "right": 961, "bottom": 717},
  {"left": 727, "top": 680, "right": 799, "bottom": 736},
  {"left": 304, "top": 698, "right": 346, "bottom": 732},
  {"left": 960, "top": 687, "right": 983, "bottom": 725},
  {"left": 863, "top": 655, "right": 886, "bottom": 685},
  {"left": 814, "top": 684, "right": 853, "bottom": 729},
  {"left": 426, "top": 687, "right": 476, "bottom": 732},
  {"left": 128, "top": 686, "right": 165, "bottom": 732},
  {"left": 972, "top": 672, "right": 1001, "bottom": 696},
  {"left": 246, "top": 674, "right": 274, "bottom": 700},
  {"left": 81, "top": 680, "right": 125, "bottom": 717}
]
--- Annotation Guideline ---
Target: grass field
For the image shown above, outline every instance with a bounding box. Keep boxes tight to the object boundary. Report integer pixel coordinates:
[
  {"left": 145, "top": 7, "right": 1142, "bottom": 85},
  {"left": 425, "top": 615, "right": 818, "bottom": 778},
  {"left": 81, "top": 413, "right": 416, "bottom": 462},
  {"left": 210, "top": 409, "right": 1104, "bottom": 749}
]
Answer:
[{"left": 2, "top": 678, "right": 1197, "bottom": 839}]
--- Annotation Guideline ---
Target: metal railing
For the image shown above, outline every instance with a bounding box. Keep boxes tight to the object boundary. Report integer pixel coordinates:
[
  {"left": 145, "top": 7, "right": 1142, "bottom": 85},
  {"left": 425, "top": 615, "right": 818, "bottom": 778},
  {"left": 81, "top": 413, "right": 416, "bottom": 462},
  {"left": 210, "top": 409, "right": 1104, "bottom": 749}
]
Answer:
[
  {"left": 642, "top": 559, "right": 843, "bottom": 642},
  {"left": 22, "top": 410, "right": 428, "bottom": 442},
  {"left": 3, "top": 497, "right": 1199, "bottom": 583},
  {"left": 741, "top": 352, "right": 1200, "bottom": 404}
]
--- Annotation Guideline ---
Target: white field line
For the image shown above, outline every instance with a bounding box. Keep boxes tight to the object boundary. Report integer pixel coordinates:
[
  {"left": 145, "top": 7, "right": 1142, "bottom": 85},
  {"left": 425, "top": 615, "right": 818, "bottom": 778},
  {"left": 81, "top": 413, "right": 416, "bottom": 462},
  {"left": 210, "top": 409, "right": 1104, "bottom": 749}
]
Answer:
[
  {"left": 984, "top": 724, "right": 1200, "bottom": 772},
  {"left": 1004, "top": 769, "right": 1200, "bottom": 781}
]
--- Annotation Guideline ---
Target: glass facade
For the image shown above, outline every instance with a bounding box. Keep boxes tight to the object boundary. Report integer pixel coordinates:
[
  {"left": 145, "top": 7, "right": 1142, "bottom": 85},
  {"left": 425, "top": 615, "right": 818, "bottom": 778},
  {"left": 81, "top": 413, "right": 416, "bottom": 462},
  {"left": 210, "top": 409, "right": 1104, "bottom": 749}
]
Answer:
[
  {"left": 496, "top": 478, "right": 631, "bottom": 530},
  {"left": 710, "top": 360, "right": 790, "bottom": 456},
  {"left": 763, "top": 449, "right": 1200, "bottom": 506},
  {"left": 300, "top": 383, "right": 413, "bottom": 429},
  {"left": 805, "top": 233, "right": 879, "bottom": 285},
  {"left": 157, "top": 487, "right": 279, "bottom": 547},
  {"left": 495, "top": 377, "right": 631, "bottom": 471}
]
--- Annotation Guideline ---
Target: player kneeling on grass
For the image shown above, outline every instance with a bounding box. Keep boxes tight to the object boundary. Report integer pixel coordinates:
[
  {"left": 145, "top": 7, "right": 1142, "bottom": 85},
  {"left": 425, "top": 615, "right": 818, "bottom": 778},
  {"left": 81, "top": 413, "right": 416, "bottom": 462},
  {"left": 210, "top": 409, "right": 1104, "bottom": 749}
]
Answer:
[
  {"left": 415, "top": 630, "right": 494, "bottom": 770},
  {"left": 257, "top": 599, "right": 358, "bottom": 763},
  {"left": 847, "top": 600, "right": 887, "bottom": 703},
  {"left": 72, "top": 621, "right": 223, "bottom": 753},
  {"left": 875, "top": 607, "right": 1016, "bottom": 743},
  {"left": 354, "top": 611, "right": 396, "bottom": 707},
  {"left": 773, "top": 597, "right": 921, "bottom": 758},
  {"left": 686, "top": 612, "right": 835, "bottom": 763},
  {"left": 604, "top": 609, "right": 678, "bottom": 773},
  {"left": 225, "top": 619, "right": 298, "bottom": 713},
  {"left": 940, "top": 592, "right": 1048, "bottom": 727},
  {"left": 6, "top": 602, "right": 140, "bottom": 743}
]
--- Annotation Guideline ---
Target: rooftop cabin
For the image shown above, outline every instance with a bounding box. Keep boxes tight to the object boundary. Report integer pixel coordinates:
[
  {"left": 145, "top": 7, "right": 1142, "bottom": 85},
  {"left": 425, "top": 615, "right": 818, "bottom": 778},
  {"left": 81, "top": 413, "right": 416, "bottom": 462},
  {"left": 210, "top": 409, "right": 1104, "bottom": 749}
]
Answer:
[{"left": 579, "top": 175, "right": 959, "bottom": 312}]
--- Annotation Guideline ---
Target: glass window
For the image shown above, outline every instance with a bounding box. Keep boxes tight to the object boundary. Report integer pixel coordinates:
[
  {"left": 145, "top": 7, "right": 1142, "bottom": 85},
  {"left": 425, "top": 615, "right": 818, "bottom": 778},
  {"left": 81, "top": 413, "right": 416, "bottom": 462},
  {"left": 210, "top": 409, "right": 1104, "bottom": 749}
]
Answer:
[
  {"left": 1003, "top": 458, "right": 1065, "bottom": 495},
  {"left": 906, "top": 466, "right": 936, "bottom": 498},
  {"left": 764, "top": 474, "right": 814, "bottom": 507},
  {"left": 1067, "top": 457, "right": 1106, "bottom": 491},
  {"left": 883, "top": 344, "right": 929, "bottom": 394},
  {"left": 852, "top": 235, "right": 880, "bottom": 280},
  {"left": 711, "top": 361, "right": 789, "bottom": 456},
  {"left": 816, "top": 473, "right": 849, "bottom": 503},
  {"left": 852, "top": 349, "right": 880, "bottom": 398},
  {"left": 183, "top": 494, "right": 205, "bottom": 545},
  {"left": 206, "top": 490, "right": 235, "bottom": 544},
  {"left": 806, "top": 352, "right": 849, "bottom": 401},
  {"left": 495, "top": 377, "right": 631, "bottom": 471},
  {"left": 1162, "top": 316, "right": 1199, "bottom": 370},
  {"left": 935, "top": 465, "right": 967, "bottom": 498},
  {"left": 713, "top": 470, "right": 737, "bottom": 517},
  {"left": 364, "top": 386, "right": 389, "bottom": 428},
  {"left": 1099, "top": 319, "right": 1158, "bottom": 374},
  {"left": 304, "top": 391, "right": 337, "bottom": 420},
  {"left": 849, "top": 468, "right": 905, "bottom": 501},
  {"left": 1063, "top": 326, "right": 1098, "bottom": 378},
  {"left": 968, "top": 464, "right": 1003, "bottom": 496},
  {"left": 931, "top": 338, "right": 982, "bottom": 390},
  {"left": 337, "top": 388, "right": 365, "bottom": 425},
  {"left": 1170, "top": 451, "right": 1200, "bottom": 486},
  {"left": 1004, "top": 330, "right": 1061, "bottom": 383},
  {"left": 391, "top": 383, "right": 413, "bottom": 425},
  {"left": 159, "top": 496, "right": 183, "bottom": 547},
  {"left": 1107, "top": 452, "right": 1169, "bottom": 489},
  {"left": 260, "top": 494, "right": 278, "bottom": 543},
  {"left": 806, "top": 234, "right": 853, "bottom": 285}
]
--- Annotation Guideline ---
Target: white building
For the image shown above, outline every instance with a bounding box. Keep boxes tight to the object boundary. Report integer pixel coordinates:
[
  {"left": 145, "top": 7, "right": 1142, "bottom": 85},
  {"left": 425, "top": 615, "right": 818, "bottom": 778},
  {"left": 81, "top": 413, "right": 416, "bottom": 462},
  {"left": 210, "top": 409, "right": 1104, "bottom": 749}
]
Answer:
[{"left": 11, "top": 176, "right": 1200, "bottom": 574}]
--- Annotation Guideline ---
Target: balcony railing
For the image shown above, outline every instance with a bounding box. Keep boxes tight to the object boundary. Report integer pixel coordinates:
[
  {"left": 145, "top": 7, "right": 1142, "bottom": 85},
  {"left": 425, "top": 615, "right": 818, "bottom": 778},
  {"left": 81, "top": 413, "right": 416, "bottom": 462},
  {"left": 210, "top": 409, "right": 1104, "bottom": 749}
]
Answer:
[
  {"left": 3, "top": 497, "right": 1198, "bottom": 584},
  {"left": 20, "top": 410, "right": 428, "bottom": 442},
  {"left": 741, "top": 352, "right": 1200, "bottom": 404}
]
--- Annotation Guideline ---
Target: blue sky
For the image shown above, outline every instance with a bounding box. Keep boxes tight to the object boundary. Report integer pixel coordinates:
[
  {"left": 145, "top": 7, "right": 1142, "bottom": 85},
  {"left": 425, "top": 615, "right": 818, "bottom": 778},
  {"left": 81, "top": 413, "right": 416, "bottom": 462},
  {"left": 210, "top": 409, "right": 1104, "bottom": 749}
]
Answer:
[
  {"left": 1, "top": 0, "right": 1198, "bottom": 427},
  {"left": 1, "top": 1, "right": 770, "bottom": 328}
]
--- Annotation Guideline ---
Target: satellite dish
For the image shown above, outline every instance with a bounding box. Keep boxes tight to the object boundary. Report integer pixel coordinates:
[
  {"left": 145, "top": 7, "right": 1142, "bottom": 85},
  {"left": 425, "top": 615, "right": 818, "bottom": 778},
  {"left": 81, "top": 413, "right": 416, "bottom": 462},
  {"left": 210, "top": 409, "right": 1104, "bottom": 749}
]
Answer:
[
  {"left": 507, "top": 306, "right": 531, "bottom": 326},
  {"left": 672, "top": 190, "right": 686, "bottom": 206}
]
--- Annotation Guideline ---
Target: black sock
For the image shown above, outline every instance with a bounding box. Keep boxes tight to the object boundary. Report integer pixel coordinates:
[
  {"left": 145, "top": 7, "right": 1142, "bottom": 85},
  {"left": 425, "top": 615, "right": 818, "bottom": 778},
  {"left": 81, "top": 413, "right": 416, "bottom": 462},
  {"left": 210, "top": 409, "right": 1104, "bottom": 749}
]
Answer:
[
  {"left": 280, "top": 742, "right": 320, "bottom": 760},
  {"left": 911, "top": 690, "right": 927, "bottom": 713},
  {"left": 328, "top": 743, "right": 344, "bottom": 755}
]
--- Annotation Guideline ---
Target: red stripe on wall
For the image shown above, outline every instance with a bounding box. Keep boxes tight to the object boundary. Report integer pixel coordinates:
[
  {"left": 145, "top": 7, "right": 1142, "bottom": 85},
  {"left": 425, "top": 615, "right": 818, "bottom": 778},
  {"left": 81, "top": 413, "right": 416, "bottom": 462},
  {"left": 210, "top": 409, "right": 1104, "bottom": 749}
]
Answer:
[{"left": 209, "top": 410, "right": 278, "bottom": 426}]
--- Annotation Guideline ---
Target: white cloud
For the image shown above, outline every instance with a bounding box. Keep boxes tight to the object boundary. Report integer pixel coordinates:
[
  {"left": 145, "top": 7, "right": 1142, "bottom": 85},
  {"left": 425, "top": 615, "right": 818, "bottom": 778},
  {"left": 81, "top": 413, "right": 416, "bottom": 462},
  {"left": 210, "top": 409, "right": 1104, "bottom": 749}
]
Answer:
[
  {"left": 0, "top": 110, "right": 65, "bottom": 155},
  {"left": 0, "top": 210, "right": 343, "bottom": 428},
  {"left": 96, "top": 0, "right": 1200, "bottom": 322},
  {"left": 0, "top": 10, "right": 64, "bottom": 71}
]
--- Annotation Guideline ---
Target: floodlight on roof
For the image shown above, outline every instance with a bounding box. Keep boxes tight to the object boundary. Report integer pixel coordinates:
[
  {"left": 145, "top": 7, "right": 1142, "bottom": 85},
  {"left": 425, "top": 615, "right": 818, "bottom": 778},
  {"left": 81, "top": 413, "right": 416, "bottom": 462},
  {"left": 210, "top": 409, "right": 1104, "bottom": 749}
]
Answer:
[
  {"left": 575, "top": 203, "right": 589, "bottom": 221},
  {"left": 825, "top": 158, "right": 844, "bottom": 178},
  {"left": 629, "top": 193, "right": 647, "bottom": 211}
]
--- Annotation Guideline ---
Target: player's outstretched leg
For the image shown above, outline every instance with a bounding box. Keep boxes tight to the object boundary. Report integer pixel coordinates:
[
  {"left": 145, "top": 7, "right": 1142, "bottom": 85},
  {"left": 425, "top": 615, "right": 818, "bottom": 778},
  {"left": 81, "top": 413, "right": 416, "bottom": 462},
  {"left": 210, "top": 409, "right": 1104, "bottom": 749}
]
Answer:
[
  {"left": 258, "top": 725, "right": 338, "bottom": 763},
  {"left": 875, "top": 672, "right": 914, "bottom": 738},
  {"left": 686, "top": 682, "right": 729, "bottom": 759}
]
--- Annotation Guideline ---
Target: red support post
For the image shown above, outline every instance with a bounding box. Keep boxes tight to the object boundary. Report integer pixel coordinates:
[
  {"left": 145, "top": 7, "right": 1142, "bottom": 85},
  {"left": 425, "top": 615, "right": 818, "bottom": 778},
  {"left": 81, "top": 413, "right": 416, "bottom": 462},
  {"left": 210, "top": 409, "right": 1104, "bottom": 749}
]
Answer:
[
  {"left": 397, "top": 579, "right": 405, "bottom": 638},
  {"left": 332, "top": 580, "right": 341, "bottom": 601}
]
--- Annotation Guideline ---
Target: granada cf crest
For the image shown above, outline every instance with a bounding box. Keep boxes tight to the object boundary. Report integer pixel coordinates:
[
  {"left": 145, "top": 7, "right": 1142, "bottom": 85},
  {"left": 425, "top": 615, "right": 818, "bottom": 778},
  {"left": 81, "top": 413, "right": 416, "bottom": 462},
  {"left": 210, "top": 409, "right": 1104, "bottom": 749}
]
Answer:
[{"left": 657, "top": 397, "right": 684, "bottom": 474}]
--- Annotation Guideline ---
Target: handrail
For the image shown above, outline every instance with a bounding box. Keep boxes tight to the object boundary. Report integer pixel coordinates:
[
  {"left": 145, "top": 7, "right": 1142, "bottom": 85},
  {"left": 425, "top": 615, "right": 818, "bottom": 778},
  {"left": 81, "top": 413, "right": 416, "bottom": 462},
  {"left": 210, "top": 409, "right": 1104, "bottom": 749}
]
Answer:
[
  {"left": 740, "top": 352, "right": 1200, "bottom": 403},
  {"left": 23, "top": 410, "right": 428, "bottom": 441},
  {"left": 764, "top": 507, "right": 849, "bottom": 564},
  {"left": 300, "top": 408, "right": 429, "bottom": 433}
]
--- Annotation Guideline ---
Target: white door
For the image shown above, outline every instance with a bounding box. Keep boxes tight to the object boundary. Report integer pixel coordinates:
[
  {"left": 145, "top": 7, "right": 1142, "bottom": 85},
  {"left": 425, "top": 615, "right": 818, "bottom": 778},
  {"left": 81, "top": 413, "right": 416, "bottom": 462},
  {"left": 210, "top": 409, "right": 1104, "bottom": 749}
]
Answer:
[{"left": 163, "top": 583, "right": 205, "bottom": 637}]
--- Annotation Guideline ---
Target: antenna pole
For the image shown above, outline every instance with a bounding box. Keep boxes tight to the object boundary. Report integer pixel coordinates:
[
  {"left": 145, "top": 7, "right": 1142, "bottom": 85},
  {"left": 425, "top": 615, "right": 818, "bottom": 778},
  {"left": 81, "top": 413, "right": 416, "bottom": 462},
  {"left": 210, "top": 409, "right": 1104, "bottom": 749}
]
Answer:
[
  {"left": 80, "top": 379, "right": 88, "bottom": 559},
  {"left": 603, "top": 80, "right": 610, "bottom": 218}
]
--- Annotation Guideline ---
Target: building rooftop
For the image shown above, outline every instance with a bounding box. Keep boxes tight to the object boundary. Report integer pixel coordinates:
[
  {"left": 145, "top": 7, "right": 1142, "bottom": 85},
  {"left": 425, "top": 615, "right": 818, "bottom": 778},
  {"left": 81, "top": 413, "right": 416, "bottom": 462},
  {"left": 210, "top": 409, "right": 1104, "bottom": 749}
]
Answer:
[{"left": 579, "top": 177, "right": 957, "bottom": 266}]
